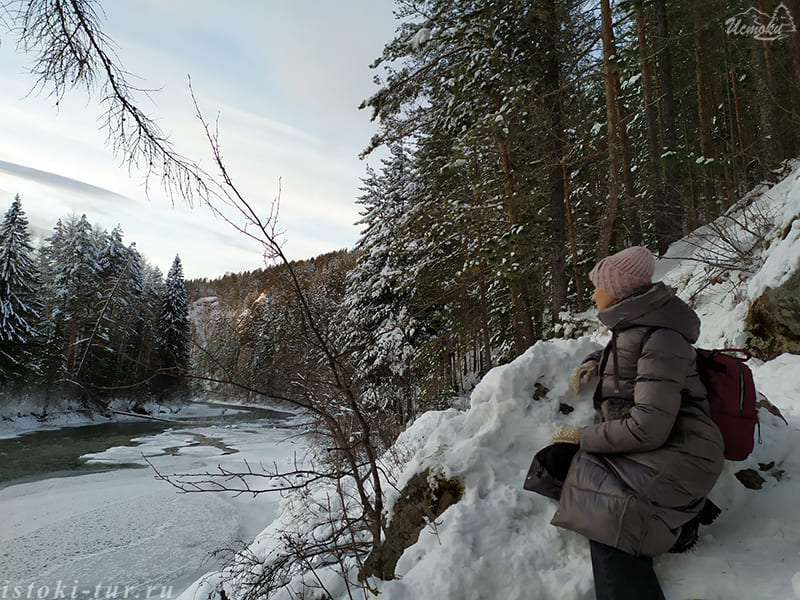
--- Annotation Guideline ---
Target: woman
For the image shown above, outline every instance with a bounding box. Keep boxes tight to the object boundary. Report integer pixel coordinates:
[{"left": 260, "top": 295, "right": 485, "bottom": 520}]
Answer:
[{"left": 549, "top": 246, "right": 725, "bottom": 600}]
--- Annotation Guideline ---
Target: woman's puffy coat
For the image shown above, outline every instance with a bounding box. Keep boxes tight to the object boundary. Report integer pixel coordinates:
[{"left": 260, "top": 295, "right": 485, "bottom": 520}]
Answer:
[{"left": 551, "top": 282, "right": 725, "bottom": 557}]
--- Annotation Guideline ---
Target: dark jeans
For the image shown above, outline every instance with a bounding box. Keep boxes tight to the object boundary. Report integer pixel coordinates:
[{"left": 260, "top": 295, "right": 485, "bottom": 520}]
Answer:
[{"left": 589, "top": 540, "right": 665, "bottom": 600}]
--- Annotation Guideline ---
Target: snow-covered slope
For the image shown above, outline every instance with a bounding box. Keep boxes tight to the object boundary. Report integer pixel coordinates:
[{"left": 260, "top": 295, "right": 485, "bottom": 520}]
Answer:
[
  {"left": 185, "top": 161, "right": 800, "bottom": 600},
  {"left": 373, "top": 346, "right": 799, "bottom": 600}
]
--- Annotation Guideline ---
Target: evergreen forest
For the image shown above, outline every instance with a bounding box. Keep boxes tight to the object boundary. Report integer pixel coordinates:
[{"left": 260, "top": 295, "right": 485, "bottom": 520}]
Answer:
[{"left": 0, "top": 196, "right": 191, "bottom": 407}]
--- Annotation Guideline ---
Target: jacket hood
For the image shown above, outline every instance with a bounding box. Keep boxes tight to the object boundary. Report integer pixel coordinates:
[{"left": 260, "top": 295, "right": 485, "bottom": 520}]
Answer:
[{"left": 597, "top": 282, "right": 700, "bottom": 343}]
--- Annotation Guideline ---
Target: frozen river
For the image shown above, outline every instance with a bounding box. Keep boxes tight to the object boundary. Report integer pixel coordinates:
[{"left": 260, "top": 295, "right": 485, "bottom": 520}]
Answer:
[{"left": 0, "top": 402, "right": 302, "bottom": 600}]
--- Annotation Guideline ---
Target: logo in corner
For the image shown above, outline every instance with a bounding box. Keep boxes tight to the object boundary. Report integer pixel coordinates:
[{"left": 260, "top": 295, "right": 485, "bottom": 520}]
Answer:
[{"left": 725, "top": 2, "right": 797, "bottom": 42}]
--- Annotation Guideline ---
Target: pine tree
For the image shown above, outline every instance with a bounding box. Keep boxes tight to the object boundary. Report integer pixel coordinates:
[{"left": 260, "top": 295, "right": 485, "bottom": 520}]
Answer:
[
  {"left": 37, "top": 217, "right": 70, "bottom": 386},
  {"left": 117, "top": 243, "right": 149, "bottom": 388},
  {"left": 137, "top": 261, "right": 164, "bottom": 383},
  {"left": 156, "top": 254, "right": 190, "bottom": 397},
  {"left": 345, "top": 147, "right": 421, "bottom": 421},
  {"left": 0, "top": 195, "right": 42, "bottom": 382}
]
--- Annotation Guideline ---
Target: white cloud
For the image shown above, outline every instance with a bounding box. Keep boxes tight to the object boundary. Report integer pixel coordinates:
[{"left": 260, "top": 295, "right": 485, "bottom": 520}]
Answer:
[
  {"left": 0, "top": 0, "right": 399, "bottom": 278},
  {"left": 0, "top": 162, "right": 265, "bottom": 279}
]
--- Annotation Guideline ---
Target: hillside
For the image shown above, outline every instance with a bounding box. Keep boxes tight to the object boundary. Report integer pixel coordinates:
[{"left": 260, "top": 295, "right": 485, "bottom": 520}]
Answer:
[
  {"left": 186, "top": 249, "right": 358, "bottom": 402},
  {"left": 183, "top": 161, "right": 800, "bottom": 600},
  {"left": 186, "top": 249, "right": 356, "bottom": 310}
]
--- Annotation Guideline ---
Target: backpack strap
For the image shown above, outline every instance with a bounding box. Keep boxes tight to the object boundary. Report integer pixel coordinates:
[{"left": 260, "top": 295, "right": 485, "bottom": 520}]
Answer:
[
  {"left": 708, "top": 348, "right": 752, "bottom": 361},
  {"left": 639, "top": 326, "right": 694, "bottom": 409},
  {"left": 638, "top": 326, "right": 660, "bottom": 356}
]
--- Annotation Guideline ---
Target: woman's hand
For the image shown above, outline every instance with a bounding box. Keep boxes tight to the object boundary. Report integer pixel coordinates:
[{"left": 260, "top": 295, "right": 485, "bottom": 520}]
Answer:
[{"left": 569, "top": 359, "right": 599, "bottom": 394}]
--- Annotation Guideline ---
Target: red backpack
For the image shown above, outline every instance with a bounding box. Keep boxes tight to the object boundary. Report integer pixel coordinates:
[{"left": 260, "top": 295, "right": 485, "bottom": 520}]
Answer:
[
  {"left": 695, "top": 348, "right": 759, "bottom": 461},
  {"left": 641, "top": 329, "right": 760, "bottom": 461}
]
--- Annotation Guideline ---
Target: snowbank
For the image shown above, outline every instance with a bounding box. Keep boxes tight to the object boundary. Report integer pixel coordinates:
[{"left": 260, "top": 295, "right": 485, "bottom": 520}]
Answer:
[
  {"left": 376, "top": 337, "right": 602, "bottom": 600},
  {"left": 373, "top": 341, "right": 799, "bottom": 600}
]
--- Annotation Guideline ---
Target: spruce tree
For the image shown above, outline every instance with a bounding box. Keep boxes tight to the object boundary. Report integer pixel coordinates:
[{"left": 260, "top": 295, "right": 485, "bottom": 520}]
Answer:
[
  {"left": 95, "top": 226, "right": 138, "bottom": 388},
  {"left": 117, "top": 243, "right": 148, "bottom": 389},
  {"left": 56, "top": 214, "right": 104, "bottom": 384},
  {"left": 345, "top": 148, "right": 421, "bottom": 421},
  {"left": 37, "top": 218, "right": 69, "bottom": 385},
  {"left": 156, "top": 254, "right": 190, "bottom": 397},
  {"left": 0, "top": 195, "right": 42, "bottom": 382}
]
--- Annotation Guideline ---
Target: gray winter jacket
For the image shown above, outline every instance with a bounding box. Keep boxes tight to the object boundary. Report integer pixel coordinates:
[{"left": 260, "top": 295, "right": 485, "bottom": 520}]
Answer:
[{"left": 551, "top": 282, "right": 725, "bottom": 557}]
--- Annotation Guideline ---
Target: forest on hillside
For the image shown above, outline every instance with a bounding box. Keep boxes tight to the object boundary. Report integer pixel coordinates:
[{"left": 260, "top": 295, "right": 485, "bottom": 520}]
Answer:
[{"left": 354, "top": 0, "right": 800, "bottom": 390}]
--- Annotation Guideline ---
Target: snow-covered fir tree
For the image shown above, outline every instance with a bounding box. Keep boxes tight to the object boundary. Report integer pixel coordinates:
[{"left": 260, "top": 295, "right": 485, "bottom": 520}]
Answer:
[
  {"left": 36, "top": 218, "right": 69, "bottom": 385},
  {"left": 115, "top": 243, "right": 151, "bottom": 387},
  {"left": 139, "top": 261, "right": 164, "bottom": 377},
  {"left": 345, "top": 145, "right": 422, "bottom": 421},
  {"left": 52, "top": 214, "right": 104, "bottom": 383},
  {"left": 95, "top": 226, "right": 142, "bottom": 387},
  {"left": 360, "top": 0, "right": 591, "bottom": 394},
  {"left": 0, "top": 195, "right": 42, "bottom": 381},
  {"left": 156, "top": 254, "right": 190, "bottom": 396}
]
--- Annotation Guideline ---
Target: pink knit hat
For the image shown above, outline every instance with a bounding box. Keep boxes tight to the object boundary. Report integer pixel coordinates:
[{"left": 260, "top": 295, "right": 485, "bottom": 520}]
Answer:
[{"left": 589, "top": 246, "right": 655, "bottom": 300}]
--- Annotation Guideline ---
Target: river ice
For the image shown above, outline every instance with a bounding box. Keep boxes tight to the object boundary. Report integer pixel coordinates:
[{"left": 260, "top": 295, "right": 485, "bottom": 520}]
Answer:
[{"left": 0, "top": 410, "right": 302, "bottom": 599}]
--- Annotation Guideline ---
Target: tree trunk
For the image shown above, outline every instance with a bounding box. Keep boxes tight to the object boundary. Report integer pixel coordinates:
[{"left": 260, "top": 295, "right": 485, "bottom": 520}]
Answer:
[
  {"left": 759, "top": 0, "right": 789, "bottom": 159},
  {"left": 615, "top": 78, "right": 641, "bottom": 245},
  {"left": 563, "top": 162, "right": 584, "bottom": 305},
  {"left": 681, "top": 101, "right": 699, "bottom": 232},
  {"left": 749, "top": 36, "right": 782, "bottom": 167},
  {"left": 722, "top": 31, "right": 744, "bottom": 202},
  {"left": 543, "top": 0, "right": 568, "bottom": 318},
  {"left": 597, "top": 0, "right": 622, "bottom": 259},
  {"left": 476, "top": 268, "right": 493, "bottom": 372},
  {"left": 653, "top": 0, "right": 681, "bottom": 253},
  {"left": 749, "top": 0, "right": 784, "bottom": 168},
  {"left": 787, "top": 0, "right": 800, "bottom": 155},
  {"left": 497, "top": 140, "right": 536, "bottom": 354},
  {"left": 693, "top": 2, "right": 717, "bottom": 216},
  {"left": 728, "top": 40, "right": 748, "bottom": 198},
  {"left": 635, "top": 3, "right": 663, "bottom": 225}
]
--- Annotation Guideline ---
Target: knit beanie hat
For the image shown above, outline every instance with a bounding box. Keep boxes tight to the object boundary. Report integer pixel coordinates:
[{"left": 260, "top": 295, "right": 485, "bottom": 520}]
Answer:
[{"left": 589, "top": 246, "right": 655, "bottom": 300}]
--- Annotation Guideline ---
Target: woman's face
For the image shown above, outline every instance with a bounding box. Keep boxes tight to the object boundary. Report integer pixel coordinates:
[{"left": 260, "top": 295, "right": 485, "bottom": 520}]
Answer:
[{"left": 592, "top": 286, "right": 616, "bottom": 311}]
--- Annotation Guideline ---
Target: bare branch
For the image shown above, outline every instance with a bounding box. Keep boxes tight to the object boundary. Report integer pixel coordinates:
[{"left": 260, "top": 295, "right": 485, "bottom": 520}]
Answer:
[{"left": 2, "top": 0, "right": 206, "bottom": 205}]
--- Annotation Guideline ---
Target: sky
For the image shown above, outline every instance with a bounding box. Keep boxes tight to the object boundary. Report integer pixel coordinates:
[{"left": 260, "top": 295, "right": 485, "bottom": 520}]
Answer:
[{"left": 0, "top": 0, "right": 399, "bottom": 279}]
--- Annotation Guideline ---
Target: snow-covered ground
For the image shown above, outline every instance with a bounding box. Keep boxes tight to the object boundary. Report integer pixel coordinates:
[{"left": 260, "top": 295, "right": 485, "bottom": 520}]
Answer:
[
  {"left": 0, "top": 407, "right": 304, "bottom": 598},
  {"left": 192, "top": 161, "right": 800, "bottom": 600}
]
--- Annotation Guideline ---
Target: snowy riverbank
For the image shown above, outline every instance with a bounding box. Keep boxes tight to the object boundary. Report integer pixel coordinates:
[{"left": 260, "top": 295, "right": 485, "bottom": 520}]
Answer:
[{"left": 0, "top": 397, "right": 282, "bottom": 440}]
